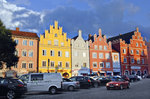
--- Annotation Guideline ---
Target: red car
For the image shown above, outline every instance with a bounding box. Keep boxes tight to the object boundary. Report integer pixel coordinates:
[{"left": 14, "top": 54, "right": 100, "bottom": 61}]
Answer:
[{"left": 106, "top": 78, "right": 130, "bottom": 90}]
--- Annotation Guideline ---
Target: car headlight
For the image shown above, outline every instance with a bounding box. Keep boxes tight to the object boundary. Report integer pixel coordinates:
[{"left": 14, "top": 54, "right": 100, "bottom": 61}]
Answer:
[
  {"left": 106, "top": 83, "right": 109, "bottom": 86},
  {"left": 115, "top": 84, "right": 119, "bottom": 86}
]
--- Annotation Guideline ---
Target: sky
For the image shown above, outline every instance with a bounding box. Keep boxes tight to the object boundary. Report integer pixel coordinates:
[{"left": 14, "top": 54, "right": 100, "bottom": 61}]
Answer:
[{"left": 0, "top": 0, "right": 150, "bottom": 40}]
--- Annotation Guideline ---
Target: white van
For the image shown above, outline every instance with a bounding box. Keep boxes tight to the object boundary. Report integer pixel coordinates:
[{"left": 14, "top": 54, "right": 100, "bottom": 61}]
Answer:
[{"left": 19, "top": 73, "right": 62, "bottom": 94}]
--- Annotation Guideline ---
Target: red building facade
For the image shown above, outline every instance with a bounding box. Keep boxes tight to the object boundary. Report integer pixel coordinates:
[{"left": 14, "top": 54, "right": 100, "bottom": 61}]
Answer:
[
  {"left": 108, "top": 28, "right": 148, "bottom": 75},
  {"left": 145, "top": 40, "right": 150, "bottom": 74},
  {"left": 89, "top": 29, "right": 113, "bottom": 76}
]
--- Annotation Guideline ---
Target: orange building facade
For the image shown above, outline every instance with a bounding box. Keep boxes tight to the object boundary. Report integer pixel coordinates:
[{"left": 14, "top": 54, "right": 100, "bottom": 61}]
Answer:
[
  {"left": 108, "top": 28, "right": 148, "bottom": 75},
  {"left": 145, "top": 40, "right": 150, "bottom": 74},
  {"left": 89, "top": 29, "right": 113, "bottom": 76},
  {"left": 11, "top": 28, "right": 39, "bottom": 75}
]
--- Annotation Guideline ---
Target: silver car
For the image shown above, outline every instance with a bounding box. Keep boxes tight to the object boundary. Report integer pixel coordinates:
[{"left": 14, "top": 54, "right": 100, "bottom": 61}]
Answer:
[{"left": 62, "top": 78, "right": 80, "bottom": 91}]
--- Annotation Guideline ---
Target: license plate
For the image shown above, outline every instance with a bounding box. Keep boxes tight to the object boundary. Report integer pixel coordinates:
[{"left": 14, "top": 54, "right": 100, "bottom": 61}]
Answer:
[{"left": 109, "top": 85, "right": 114, "bottom": 87}]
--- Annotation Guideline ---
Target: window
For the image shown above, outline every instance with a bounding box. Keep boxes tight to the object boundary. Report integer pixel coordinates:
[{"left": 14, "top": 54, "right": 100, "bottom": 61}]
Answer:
[
  {"left": 105, "top": 53, "right": 110, "bottom": 59},
  {"left": 141, "top": 50, "right": 144, "bottom": 56},
  {"left": 15, "top": 39, "right": 19, "bottom": 45},
  {"left": 14, "top": 64, "right": 18, "bottom": 68},
  {"left": 22, "top": 50, "right": 27, "bottom": 56},
  {"left": 83, "top": 52, "right": 86, "bottom": 57},
  {"left": 99, "top": 46, "right": 102, "bottom": 50},
  {"left": 58, "top": 51, "right": 62, "bottom": 57},
  {"left": 74, "top": 51, "right": 77, "bottom": 56},
  {"left": 83, "top": 63, "right": 86, "bottom": 67},
  {"left": 51, "top": 61, "right": 54, "bottom": 67},
  {"left": 54, "top": 40, "right": 58, "bottom": 46},
  {"left": 140, "top": 43, "right": 142, "bottom": 47},
  {"left": 42, "top": 50, "right": 46, "bottom": 56},
  {"left": 14, "top": 50, "right": 18, "bottom": 56},
  {"left": 131, "top": 58, "right": 134, "bottom": 63},
  {"left": 99, "top": 62, "right": 104, "bottom": 68},
  {"left": 92, "top": 53, "right": 97, "bottom": 58},
  {"left": 61, "top": 42, "right": 64, "bottom": 46},
  {"left": 137, "top": 59, "right": 140, "bottom": 64},
  {"left": 99, "top": 38, "right": 101, "bottom": 41},
  {"left": 99, "top": 53, "right": 103, "bottom": 59},
  {"left": 142, "top": 59, "right": 144, "bottom": 64},
  {"left": 58, "top": 62, "right": 62, "bottom": 68},
  {"left": 106, "top": 62, "right": 110, "bottom": 68},
  {"left": 50, "top": 50, "right": 54, "bottom": 56},
  {"left": 123, "top": 49, "right": 126, "bottom": 54},
  {"left": 94, "top": 45, "right": 98, "bottom": 50},
  {"left": 48, "top": 40, "right": 51, "bottom": 45},
  {"left": 31, "top": 74, "right": 43, "bottom": 81},
  {"left": 66, "top": 62, "right": 69, "bottom": 68},
  {"left": 29, "top": 51, "right": 33, "bottom": 57},
  {"left": 104, "top": 46, "right": 107, "bottom": 50},
  {"left": 23, "top": 40, "right": 27, "bottom": 46},
  {"left": 131, "top": 50, "right": 134, "bottom": 54},
  {"left": 29, "top": 41, "right": 33, "bottom": 46},
  {"left": 65, "top": 51, "right": 69, "bottom": 57},
  {"left": 42, "top": 61, "right": 46, "bottom": 67},
  {"left": 22, "top": 63, "right": 26, "bottom": 68},
  {"left": 93, "top": 62, "right": 97, "bottom": 68},
  {"left": 29, "top": 63, "right": 33, "bottom": 68},
  {"left": 136, "top": 43, "right": 138, "bottom": 47},
  {"left": 136, "top": 50, "right": 139, "bottom": 54},
  {"left": 124, "top": 58, "right": 127, "bottom": 63},
  {"left": 55, "top": 33, "right": 58, "bottom": 37}
]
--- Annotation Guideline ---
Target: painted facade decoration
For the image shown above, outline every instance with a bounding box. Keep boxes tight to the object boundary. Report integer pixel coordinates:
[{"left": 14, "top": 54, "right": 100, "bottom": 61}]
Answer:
[
  {"left": 89, "top": 29, "right": 113, "bottom": 76},
  {"left": 71, "top": 30, "right": 90, "bottom": 76},
  {"left": 112, "top": 49, "right": 121, "bottom": 75},
  {"left": 108, "top": 27, "right": 148, "bottom": 75},
  {"left": 39, "top": 21, "right": 72, "bottom": 78}
]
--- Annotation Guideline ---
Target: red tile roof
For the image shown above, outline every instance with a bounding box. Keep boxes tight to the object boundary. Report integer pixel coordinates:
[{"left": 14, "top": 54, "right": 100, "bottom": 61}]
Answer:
[{"left": 11, "top": 28, "right": 39, "bottom": 38}]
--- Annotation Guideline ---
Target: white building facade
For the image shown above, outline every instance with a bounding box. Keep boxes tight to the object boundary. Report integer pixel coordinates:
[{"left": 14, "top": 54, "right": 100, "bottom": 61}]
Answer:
[{"left": 71, "top": 30, "right": 90, "bottom": 76}]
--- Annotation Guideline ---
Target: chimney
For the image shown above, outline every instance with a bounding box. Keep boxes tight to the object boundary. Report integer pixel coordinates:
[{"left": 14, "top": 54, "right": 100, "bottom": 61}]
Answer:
[
  {"left": 88, "top": 34, "right": 92, "bottom": 39},
  {"left": 16, "top": 27, "right": 19, "bottom": 31},
  {"left": 78, "top": 30, "right": 82, "bottom": 37}
]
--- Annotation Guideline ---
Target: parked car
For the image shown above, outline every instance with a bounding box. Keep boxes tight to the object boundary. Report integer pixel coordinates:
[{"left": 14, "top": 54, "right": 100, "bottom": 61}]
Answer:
[
  {"left": 97, "top": 77, "right": 111, "bottom": 86},
  {"left": 70, "top": 76, "right": 91, "bottom": 89},
  {"left": 146, "top": 75, "right": 150, "bottom": 78},
  {"left": 126, "top": 75, "right": 138, "bottom": 82},
  {"left": 137, "top": 75, "right": 142, "bottom": 80},
  {"left": 0, "top": 77, "right": 27, "bottom": 99},
  {"left": 19, "top": 73, "right": 62, "bottom": 94},
  {"left": 106, "top": 78, "right": 130, "bottom": 90},
  {"left": 62, "top": 78, "right": 80, "bottom": 91},
  {"left": 121, "top": 75, "right": 130, "bottom": 81},
  {"left": 89, "top": 77, "right": 100, "bottom": 88}
]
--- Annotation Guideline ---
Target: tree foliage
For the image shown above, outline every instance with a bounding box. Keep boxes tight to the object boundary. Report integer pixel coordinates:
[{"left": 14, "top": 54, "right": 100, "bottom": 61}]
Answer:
[{"left": 0, "top": 20, "right": 18, "bottom": 69}]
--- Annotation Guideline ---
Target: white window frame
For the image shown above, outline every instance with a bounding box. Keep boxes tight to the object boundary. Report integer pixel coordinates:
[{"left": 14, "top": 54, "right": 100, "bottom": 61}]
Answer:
[
  {"left": 92, "top": 52, "right": 97, "bottom": 58},
  {"left": 123, "top": 49, "right": 126, "bottom": 54},
  {"left": 54, "top": 40, "right": 58, "bottom": 46},
  {"left": 93, "top": 62, "right": 97, "bottom": 68},
  {"left": 50, "top": 50, "right": 54, "bottom": 56},
  {"left": 99, "top": 53, "right": 103, "bottom": 59},
  {"left": 51, "top": 61, "right": 55, "bottom": 67},
  {"left": 124, "top": 58, "right": 127, "bottom": 63},
  {"left": 99, "top": 62, "right": 104, "bottom": 68},
  {"left": 23, "top": 40, "right": 27, "bottom": 46},
  {"left": 42, "top": 50, "right": 47, "bottom": 56},
  {"left": 131, "top": 49, "right": 134, "bottom": 54},
  {"left": 48, "top": 40, "right": 51, "bottom": 45},
  {"left": 65, "top": 51, "right": 69, "bottom": 57},
  {"left": 29, "top": 50, "right": 33, "bottom": 57},
  {"left": 104, "top": 46, "right": 107, "bottom": 50},
  {"left": 42, "top": 60, "right": 46, "bottom": 67},
  {"left": 15, "top": 39, "right": 19, "bottom": 45},
  {"left": 99, "top": 45, "right": 102, "bottom": 50},
  {"left": 142, "top": 59, "right": 144, "bottom": 64},
  {"left": 137, "top": 59, "right": 140, "bottom": 64},
  {"left": 29, "top": 41, "right": 33, "bottom": 46},
  {"left": 22, "top": 50, "right": 27, "bottom": 57},
  {"left": 22, "top": 62, "right": 26, "bottom": 68},
  {"left": 58, "top": 51, "right": 62, "bottom": 57},
  {"left": 106, "top": 62, "right": 110, "bottom": 68},
  {"left": 83, "top": 52, "right": 86, "bottom": 57},
  {"left": 105, "top": 53, "right": 110, "bottom": 59},
  {"left": 66, "top": 62, "right": 69, "bottom": 68},
  {"left": 94, "top": 45, "right": 98, "bottom": 50},
  {"left": 131, "top": 58, "right": 134, "bottom": 63},
  {"left": 29, "top": 62, "right": 33, "bottom": 68}
]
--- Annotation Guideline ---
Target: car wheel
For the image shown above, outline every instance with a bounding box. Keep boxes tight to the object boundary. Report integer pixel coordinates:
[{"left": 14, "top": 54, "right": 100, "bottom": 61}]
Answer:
[
  {"left": 94, "top": 83, "right": 98, "bottom": 88},
  {"left": 120, "top": 85, "right": 123, "bottom": 90},
  {"left": 127, "top": 84, "right": 130, "bottom": 89},
  {"left": 49, "top": 87, "right": 57, "bottom": 94},
  {"left": 7, "top": 90, "right": 15, "bottom": 99},
  {"left": 68, "top": 86, "right": 74, "bottom": 91},
  {"left": 107, "top": 87, "right": 110, "bottom": 90}
]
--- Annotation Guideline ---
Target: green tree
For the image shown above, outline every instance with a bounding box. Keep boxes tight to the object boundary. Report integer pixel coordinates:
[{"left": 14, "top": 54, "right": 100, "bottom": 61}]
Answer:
[{"left": 0, "top": 20, "right": 18, "bottom": 69}]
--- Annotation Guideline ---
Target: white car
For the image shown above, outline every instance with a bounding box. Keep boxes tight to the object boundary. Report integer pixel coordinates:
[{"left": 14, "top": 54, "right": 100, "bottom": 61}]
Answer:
[{"left": 19, "top": 73, "right": 62, "bottom": 94}]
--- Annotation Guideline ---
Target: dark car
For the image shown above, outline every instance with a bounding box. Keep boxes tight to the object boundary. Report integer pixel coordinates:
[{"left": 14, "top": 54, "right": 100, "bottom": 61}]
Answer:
[
  {"left": 70, "top": 76, "right": 91, "bottom": 89},
  {"left": 0, "top": 78, "right": 27, "bottom": 99},
  {"left": 106, "top": 78, "right": 130, "bottom": 90},
  {"left": 126, "top": 75, "right": 138, "bottom": 82},
  {"left": 97, "top": 77, "right": 111, "bottom": 86},
  {"left": 121, "top": 75, "right": 130, "bottom": 81},
  {"left": 89, "top": 77, "right": 100, "bottom": 88}
]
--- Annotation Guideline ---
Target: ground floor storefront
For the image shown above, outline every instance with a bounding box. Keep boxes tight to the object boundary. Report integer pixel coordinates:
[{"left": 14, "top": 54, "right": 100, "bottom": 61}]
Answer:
[{"left": 122, "top": 65, "right": 148, "bottom": 75}]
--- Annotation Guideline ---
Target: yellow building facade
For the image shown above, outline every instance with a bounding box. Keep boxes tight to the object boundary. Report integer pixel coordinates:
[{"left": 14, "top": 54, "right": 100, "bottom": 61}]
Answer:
[{"left": 39, "top": 21, "right": 72, "bottom": 78}]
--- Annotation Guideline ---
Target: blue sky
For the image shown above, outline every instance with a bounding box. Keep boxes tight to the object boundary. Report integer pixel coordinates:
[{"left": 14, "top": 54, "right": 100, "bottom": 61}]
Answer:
[{"left": 0, "top": 0, "right": 150, "bottom": 40}]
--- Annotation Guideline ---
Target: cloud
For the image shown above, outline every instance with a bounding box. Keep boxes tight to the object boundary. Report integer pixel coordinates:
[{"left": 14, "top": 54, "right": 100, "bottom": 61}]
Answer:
[{"left": 0, "top": 0, "right": 149, "bottom": 40}]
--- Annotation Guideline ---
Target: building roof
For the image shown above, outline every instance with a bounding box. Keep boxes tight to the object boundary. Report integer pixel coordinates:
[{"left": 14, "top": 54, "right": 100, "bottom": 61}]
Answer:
[
  {"left": 11, "top": 28, "right": 38, "bottom": 38},
  {"left": 107, "top": 31, "right": 135, "bottom": 44},
  {"left": 72, "top": 35, "right": 78, "bottom": 40},
  {"left": 112, "top": 49, "right": 119, "bottom": 53}
]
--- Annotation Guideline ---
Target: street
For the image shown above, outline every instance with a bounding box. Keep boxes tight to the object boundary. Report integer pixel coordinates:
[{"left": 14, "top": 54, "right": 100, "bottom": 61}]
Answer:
[{"left": 21, "top": 79, "right": 150, "bottom": 99}]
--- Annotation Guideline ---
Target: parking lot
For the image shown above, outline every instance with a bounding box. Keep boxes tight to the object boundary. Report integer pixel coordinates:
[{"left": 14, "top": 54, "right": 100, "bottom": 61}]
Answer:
[{"left": 21, "top": 79, "right": 150, "bottom": 99}]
